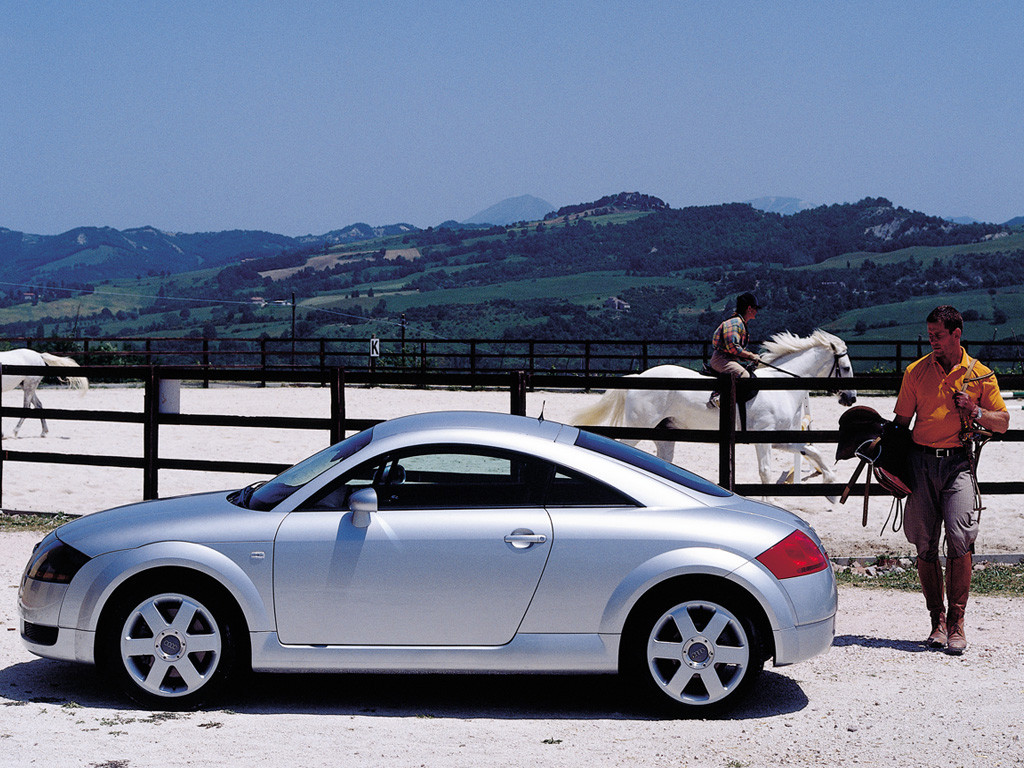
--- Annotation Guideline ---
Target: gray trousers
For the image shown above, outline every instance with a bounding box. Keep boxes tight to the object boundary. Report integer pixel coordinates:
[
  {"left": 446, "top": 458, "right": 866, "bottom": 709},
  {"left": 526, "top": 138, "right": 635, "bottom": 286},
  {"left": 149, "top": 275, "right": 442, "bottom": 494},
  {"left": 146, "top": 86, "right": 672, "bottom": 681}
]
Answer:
[
  {"left": 903, "top": 449, "right": 978, "bottom": 561},
  {"left": 710, "top": 351, "right": 750, "bottom": 378}
]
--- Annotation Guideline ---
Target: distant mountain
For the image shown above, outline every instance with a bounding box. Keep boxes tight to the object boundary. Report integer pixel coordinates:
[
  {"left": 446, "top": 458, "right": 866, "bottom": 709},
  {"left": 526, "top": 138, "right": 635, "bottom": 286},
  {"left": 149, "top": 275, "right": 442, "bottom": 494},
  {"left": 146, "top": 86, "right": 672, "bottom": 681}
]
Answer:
[
  {"left": 746, "top": 196, "right": 818, "bottom": 215},
  {"left": 296, "top": 222, "right": 418, "bottom": 246},
  {"left": 0, "top": 222, "right": 420, "bottom": 286},
  {"left": 0, "top": 225, "right": 299, "bottom": 285},
  {"left": 463, "top": 195, "right": 555, "bottom": 226},
  {"left": 1005, "top": 216, "right": 1024, "bottom": 228}
]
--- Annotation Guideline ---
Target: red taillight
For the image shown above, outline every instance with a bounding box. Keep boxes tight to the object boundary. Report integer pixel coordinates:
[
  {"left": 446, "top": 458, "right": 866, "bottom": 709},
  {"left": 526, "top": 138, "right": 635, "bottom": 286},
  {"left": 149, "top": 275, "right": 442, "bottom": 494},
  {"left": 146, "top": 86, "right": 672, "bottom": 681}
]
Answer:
[{"left": 756, "top": 531, "right": 829, "bottom": 579}]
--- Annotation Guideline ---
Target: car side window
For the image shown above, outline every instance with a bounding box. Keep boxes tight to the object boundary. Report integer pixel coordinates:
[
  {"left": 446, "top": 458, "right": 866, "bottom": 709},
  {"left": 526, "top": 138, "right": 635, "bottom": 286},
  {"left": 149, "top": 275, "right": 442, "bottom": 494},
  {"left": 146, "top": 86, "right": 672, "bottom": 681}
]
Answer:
[
  {"left": 297, "top": 445, "right": 551, "bottom": 511},
  {"left": 546, "top": 467, "right": 637, "bottom": 507}
]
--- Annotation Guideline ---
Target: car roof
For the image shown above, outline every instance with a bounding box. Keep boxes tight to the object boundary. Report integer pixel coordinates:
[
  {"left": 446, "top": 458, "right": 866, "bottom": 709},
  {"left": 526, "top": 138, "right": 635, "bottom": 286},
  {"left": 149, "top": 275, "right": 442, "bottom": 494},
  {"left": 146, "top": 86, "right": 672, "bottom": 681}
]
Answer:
[{"left": 370, "top": 410, "right": 576, "bottom": 445}]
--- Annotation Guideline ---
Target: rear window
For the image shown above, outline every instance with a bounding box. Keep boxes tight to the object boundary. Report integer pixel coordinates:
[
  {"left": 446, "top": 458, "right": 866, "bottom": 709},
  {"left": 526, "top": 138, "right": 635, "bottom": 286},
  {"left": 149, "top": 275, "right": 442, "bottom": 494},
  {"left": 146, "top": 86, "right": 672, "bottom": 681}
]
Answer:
[{"left": 574, "top": 429, "right": 732, "bottom": 498}]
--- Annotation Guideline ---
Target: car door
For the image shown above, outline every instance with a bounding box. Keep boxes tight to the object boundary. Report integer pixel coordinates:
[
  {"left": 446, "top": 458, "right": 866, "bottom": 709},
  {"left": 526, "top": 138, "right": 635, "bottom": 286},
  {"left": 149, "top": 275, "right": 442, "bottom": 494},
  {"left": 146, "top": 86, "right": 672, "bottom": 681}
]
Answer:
[{"left": 273, "top": 445, "right": 554, "bottom": 646}]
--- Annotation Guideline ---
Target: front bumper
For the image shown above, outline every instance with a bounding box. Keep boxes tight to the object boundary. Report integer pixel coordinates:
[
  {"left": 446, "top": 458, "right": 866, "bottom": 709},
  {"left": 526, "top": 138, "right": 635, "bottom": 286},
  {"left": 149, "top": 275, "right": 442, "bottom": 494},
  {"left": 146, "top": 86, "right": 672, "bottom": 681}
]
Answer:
[
  {"left": 19, "top": 619, "right": 95, "bottom": 664},
  {"left": 19, "top": 571, "right": 95, "bottom": 664}
]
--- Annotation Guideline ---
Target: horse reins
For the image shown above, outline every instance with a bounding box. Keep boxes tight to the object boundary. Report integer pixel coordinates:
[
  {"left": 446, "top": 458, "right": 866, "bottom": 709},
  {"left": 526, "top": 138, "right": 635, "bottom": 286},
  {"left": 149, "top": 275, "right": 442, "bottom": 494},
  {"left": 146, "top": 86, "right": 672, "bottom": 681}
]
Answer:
[
  {"left": 958, "top": 360, "right": 995, "bottom": 518},
  {"left": 755, "top": 350, "right": 849, "bottom": 383}
]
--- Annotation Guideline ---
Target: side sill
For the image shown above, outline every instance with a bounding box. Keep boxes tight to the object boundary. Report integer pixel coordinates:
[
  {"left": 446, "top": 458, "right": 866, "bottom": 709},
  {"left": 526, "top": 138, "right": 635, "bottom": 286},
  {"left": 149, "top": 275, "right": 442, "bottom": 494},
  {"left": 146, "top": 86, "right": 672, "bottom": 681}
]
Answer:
[{"left": 250, "top": 632, "right": 621, "bottom": 674}]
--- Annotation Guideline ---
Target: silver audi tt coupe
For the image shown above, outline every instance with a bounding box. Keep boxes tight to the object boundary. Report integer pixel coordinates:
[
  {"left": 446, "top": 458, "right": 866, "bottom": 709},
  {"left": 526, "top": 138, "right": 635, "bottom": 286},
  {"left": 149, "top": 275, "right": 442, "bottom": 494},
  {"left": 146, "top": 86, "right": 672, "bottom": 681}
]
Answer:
[{"left": 19, "top": 411, "right": 837, "bottom": 713}]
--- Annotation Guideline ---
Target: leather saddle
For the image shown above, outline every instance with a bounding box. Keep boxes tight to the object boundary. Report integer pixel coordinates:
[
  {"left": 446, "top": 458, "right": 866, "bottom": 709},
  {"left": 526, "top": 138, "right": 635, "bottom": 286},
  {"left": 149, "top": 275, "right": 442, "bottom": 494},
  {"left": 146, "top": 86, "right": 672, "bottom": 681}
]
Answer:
[{"left": 836, "top": 406, "right": 913, "bottom": 527}]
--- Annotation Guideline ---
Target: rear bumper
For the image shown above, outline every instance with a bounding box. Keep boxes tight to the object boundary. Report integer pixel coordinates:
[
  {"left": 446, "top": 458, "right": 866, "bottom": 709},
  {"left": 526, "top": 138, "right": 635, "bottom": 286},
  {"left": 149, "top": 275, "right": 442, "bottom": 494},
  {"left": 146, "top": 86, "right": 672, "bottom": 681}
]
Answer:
[{"left": 772, "top": 613, "right": 835, "bottom": 666}]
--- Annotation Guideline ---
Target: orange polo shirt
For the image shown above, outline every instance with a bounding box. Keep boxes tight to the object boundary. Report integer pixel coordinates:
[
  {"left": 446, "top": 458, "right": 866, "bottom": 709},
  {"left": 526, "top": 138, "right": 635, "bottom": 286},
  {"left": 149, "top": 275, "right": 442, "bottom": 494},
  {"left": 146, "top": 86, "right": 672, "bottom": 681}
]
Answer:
[{"left": 894, "top": 349, "right": 1006, "bottom": 449}]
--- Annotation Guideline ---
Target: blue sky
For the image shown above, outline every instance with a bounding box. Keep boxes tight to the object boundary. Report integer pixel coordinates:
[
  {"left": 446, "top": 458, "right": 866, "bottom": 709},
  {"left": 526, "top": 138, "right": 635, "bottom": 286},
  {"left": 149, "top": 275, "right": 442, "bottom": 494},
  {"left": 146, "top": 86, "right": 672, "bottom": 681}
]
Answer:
[{"left": 2, "top": 1, "right": 1022, "bottom": 236}]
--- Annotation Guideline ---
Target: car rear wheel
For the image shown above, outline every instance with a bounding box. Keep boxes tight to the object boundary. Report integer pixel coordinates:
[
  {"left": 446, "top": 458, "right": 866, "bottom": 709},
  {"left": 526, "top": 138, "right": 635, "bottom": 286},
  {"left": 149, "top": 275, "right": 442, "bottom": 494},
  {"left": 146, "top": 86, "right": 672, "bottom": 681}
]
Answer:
[
  {"left": 626, "top": 596, "right": 762, "bottom": 714},
  {"left": 98, "top": 584, "right": 240, "bottom": 709}
]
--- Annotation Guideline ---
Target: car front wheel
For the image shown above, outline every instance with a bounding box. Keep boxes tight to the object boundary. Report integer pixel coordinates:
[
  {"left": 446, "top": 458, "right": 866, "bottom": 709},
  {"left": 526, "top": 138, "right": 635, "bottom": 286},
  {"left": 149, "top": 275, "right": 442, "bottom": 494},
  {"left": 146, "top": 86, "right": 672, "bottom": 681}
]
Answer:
[
  {"left": 98, "top": 584, "right": 240, "bottom": 709},
  {"left": 626, "top": 597, "right": 762, "bottom": 714}
]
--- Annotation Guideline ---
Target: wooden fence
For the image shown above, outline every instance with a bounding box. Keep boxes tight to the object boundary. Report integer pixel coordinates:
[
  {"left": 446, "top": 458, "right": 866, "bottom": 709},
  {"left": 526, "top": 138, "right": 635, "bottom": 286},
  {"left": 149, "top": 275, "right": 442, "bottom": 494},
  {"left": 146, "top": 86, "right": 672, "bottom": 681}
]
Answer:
[
  {"left": 6, "top": 335, "right": 1024, "bottom": 376},
  {"left": 2, "top": 364, "right": 1024, "bottom": 508}
]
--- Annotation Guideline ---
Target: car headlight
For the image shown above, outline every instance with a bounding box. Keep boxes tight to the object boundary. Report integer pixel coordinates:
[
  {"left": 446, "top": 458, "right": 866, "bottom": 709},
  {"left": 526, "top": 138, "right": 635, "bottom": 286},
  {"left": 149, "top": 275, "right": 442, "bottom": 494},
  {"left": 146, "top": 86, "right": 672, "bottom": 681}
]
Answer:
[{"left": 26, "top": 537, "right": 90, "bottom": 584}]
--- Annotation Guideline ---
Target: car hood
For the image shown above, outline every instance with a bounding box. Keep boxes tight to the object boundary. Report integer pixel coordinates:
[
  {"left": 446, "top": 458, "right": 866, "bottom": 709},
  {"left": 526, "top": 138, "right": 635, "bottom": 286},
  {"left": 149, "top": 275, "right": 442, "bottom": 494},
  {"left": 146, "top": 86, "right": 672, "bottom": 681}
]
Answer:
[{"left": 54, "top": 491, "right": 286, "bottom": 557}]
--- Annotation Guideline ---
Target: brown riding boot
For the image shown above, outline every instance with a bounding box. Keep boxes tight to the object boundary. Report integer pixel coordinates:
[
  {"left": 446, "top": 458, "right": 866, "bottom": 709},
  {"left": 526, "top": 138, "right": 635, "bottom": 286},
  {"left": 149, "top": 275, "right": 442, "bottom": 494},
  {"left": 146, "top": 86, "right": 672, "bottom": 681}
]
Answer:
[
  {"left": 945, "top": 553, "right": 973, "bottom": 655},
  {"left": 916, "top": 557, "right": 946, "bottom": 648}
]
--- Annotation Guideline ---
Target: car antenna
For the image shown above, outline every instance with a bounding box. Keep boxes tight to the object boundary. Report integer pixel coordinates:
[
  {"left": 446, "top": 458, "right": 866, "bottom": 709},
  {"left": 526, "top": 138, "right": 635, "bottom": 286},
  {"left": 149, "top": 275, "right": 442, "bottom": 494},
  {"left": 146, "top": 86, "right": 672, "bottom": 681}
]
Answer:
[{"left": 538, "top": 401, "right": 546, "bottom": 422}]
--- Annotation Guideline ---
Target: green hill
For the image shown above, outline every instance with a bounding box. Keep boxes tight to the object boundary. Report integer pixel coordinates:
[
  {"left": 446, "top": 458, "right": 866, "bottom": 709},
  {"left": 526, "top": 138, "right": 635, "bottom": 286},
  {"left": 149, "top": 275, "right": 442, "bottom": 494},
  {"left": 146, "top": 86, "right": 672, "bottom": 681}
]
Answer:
[{"left": 1, "top": 196, "right": 1018, "bottom": 346}]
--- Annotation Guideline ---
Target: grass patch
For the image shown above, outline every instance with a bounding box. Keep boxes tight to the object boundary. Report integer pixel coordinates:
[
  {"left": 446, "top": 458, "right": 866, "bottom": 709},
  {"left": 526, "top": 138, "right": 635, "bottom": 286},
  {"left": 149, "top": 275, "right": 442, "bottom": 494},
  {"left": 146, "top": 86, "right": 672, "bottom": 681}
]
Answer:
[
  {"left": 836, "top": 559, "right": 1024, "bottom": 596},
  {"left": 0, "top": 513, "right": 75, "bottom": 532}
]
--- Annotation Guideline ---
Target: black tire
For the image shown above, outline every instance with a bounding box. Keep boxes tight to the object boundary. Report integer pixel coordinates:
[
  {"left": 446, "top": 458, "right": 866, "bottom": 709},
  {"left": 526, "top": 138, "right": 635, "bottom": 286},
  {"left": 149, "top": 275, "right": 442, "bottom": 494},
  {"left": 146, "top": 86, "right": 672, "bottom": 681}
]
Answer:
[
  {"left": 622, "top": 594, "right": 763, "bottom": 716},
  {"left": 96, "top": 578, "right": 243, "bottom": 710}
]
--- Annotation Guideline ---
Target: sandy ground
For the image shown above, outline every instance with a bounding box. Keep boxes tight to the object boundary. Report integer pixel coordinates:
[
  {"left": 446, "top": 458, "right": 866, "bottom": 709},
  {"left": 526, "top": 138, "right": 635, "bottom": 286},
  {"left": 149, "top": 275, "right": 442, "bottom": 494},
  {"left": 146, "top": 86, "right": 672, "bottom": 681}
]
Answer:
[
  {"left": 0, "top": 530, "right": 1022, "bottom": 767},
  {"left": 1, "top": 386, "right": 1023, "bottom": 765},
  {"left": 3, "top": 384, "right": 1024, "bottom": 558}
]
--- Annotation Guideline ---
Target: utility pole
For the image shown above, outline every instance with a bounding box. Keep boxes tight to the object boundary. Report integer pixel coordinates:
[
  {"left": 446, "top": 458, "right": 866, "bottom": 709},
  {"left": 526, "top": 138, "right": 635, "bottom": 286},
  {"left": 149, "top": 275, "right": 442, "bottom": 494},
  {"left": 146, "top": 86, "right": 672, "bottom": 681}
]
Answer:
[{"left": 291, "top": 292, "right": 296, "bottom": 368}]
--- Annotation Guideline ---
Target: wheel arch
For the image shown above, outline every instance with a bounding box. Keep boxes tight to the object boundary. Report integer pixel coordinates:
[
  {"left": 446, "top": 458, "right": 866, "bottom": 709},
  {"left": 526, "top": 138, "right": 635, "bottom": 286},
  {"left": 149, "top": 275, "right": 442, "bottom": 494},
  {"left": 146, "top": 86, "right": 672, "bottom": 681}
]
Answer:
[
  {"left": 616, "top": 573, "right": 774, "bottom": 672},
  {"left": 58, "top": 541, "right": 272, "bottom": 661},
  {"left": 599, "top": 547, "right": 788, "bottom": 666},
  {"left": 94, "top": 565, "right": 253, "bottom": 672}
]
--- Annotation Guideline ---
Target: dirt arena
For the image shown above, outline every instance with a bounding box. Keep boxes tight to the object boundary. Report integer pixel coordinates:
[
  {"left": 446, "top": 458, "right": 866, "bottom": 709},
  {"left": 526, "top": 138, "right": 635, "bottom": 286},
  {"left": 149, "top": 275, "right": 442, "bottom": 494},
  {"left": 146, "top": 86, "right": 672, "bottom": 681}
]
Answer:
[{"left": 1, "top": 385, "right": 1022, "bottom": 766}]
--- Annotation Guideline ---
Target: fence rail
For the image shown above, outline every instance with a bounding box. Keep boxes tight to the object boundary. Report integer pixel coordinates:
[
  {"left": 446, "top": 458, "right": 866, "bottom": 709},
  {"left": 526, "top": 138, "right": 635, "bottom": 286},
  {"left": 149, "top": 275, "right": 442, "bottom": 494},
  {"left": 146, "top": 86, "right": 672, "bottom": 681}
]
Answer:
[
  {"left": 5, "top": 335, "right": 1024, "bottom": 376},
  {"left": 3, "top": 364, "right": 1024, "bottom": 511}
]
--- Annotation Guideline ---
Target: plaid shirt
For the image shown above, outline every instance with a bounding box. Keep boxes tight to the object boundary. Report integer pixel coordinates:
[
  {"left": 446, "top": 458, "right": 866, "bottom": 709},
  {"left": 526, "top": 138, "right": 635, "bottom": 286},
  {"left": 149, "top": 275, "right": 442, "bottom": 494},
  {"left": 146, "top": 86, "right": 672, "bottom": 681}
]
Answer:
[{"left": 712, "top": 315, "right": 748, "bottom": 357}]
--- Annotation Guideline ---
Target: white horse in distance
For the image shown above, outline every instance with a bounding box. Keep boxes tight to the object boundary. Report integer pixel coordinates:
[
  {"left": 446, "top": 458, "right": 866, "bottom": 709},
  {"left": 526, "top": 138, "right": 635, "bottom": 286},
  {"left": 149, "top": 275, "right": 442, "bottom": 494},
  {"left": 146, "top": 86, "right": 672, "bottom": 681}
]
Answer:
[
  {"left": 0, "top": 348, "right": 89, "bottom": 437},
  {"left": 573, "top": 330, "right": 857, "bottom": 494}
]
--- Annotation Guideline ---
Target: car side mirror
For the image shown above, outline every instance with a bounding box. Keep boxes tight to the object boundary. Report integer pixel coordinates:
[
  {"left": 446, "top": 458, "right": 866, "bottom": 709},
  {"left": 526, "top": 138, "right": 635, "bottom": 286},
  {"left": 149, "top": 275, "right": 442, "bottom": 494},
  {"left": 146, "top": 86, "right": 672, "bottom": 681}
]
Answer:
[{"left": 349, "top": 487, "right": 377, "bottom": 529}]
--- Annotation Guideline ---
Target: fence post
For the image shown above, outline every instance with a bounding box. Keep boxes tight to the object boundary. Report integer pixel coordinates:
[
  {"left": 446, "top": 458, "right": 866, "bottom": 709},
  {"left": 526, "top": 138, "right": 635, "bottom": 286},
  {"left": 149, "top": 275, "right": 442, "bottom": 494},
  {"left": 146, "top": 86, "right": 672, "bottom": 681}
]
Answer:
[
  {"left": 203, "top": 339, "right": 210, "bottom": 389},
  {"left": 330, "top": 367, "right": 346, "bottom": 444},
  {"left": 260, "top": 338, "right": 268, "bottom": 388},
  {"left": 718, "top": 376, "right": 736, "bottom": 490},
  {"left": 510, "top": 371, "right": 527, "bottom": 416},
  {"left": 0, "top": 362, "right": 4, "bottom": 507},
  {"left": 143, "top": 368, "right": 160, "bottom": 500}
]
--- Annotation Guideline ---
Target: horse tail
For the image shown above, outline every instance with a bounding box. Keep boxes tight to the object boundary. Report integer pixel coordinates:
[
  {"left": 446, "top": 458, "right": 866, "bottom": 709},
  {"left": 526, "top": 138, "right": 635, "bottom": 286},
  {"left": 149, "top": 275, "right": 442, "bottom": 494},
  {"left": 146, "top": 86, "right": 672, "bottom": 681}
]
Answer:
[
  {"left": 40, "top": 353, "right": 90, "bottom": 394},
  {"left": 572, "top": 388, "right": 627, "bottom": 427}
]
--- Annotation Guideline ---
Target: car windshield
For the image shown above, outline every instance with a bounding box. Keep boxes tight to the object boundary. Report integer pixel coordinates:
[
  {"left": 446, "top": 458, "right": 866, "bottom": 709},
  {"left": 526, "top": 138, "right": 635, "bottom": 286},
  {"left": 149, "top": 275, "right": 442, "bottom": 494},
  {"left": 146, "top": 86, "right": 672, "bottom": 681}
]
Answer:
[
  {"left": 574, "top": 429, "right": 732, "bottom": 498},
  {"left": 239, "top": 428, "right": 374, "bottom": 510}
]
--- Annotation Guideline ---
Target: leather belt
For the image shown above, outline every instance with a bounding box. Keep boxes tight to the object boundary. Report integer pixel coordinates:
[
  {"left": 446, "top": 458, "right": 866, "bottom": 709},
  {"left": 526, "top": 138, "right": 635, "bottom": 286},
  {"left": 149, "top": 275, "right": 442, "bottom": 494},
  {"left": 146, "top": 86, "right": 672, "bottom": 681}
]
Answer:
[{"left": 915, "top": 444, "right": 965, "bottom": 458}]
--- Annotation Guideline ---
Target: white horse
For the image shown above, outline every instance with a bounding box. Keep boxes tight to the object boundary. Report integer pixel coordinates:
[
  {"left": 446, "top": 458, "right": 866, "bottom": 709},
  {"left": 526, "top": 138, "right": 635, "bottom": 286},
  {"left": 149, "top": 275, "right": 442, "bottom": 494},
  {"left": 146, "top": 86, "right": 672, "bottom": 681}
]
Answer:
[
  {"left": 0, "top": 348, "right": 89, "bottom": 437},
  {"left": 573, "top": 330, "right": 857, "bottom": 494}
]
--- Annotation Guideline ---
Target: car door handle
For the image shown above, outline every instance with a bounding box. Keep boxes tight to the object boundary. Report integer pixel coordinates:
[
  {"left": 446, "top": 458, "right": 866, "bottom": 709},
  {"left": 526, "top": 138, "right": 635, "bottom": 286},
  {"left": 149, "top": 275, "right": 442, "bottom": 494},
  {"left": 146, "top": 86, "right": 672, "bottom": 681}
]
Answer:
[{"left": 504, "top": 531, "right": 547, "bottom": 549}]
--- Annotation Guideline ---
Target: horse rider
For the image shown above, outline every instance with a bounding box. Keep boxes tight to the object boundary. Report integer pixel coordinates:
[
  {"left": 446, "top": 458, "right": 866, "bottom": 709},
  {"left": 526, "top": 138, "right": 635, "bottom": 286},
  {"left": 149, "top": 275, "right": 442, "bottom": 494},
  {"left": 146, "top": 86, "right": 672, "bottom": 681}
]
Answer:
[
  {"left": 893, "top": 305, "right": 1008, "bottom": 655},
  {"left": 711, "top": 292, "right": 762, "bottom": 378}
]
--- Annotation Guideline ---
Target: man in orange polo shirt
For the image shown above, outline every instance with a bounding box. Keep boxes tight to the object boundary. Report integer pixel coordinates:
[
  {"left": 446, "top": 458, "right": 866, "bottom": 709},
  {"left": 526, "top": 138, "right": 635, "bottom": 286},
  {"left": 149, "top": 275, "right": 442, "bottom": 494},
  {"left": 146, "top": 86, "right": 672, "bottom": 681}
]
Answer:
[{"left": 893, "top": 305, "right": 1008, "bottom": 655}]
